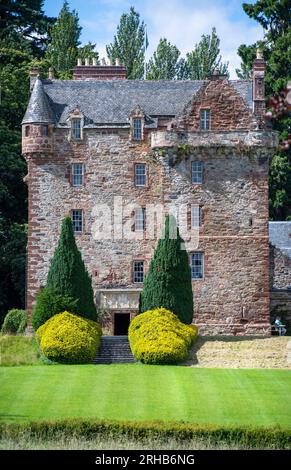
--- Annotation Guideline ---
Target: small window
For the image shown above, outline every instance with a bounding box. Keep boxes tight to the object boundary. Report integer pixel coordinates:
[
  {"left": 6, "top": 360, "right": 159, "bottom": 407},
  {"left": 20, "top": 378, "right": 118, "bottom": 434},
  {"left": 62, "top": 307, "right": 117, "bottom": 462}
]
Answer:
[
  {"left": 71, "top": 118, "right": 81, "bottom": 140},
  {"left": 192, "top": 206, "right": 202, "bottom": 228},
  {"left": 135, "top": 163, "right": 147, "bottom": 187},
  {"left": 191, "top": 253, "right": 204, "bottom": 280},
  {"left": 191, "top": 162, "right": 203, "bottom": 184},
  {"left": 25, "top": 126, "right": 30, "bottom": 137},
  {"left": 133, "top": 260, "right": 144, "bottom": 283},
  {"left": 133, "top": 118, "right": 142, "bottom": 140},
  {"left": 72, "top": 209, "right": 83, "bottom": 233},
  {"left": 72, "top": 163, "right": 84, "bottom": 187},
  {"left": 41, "top": 125, "right": 49, "bottom": 136},
  {"left": 135, "top": 208, "right": 146, "bottom": 231},
  {"left": 200, "top": 109, "right": 210, "bottom": 130}
]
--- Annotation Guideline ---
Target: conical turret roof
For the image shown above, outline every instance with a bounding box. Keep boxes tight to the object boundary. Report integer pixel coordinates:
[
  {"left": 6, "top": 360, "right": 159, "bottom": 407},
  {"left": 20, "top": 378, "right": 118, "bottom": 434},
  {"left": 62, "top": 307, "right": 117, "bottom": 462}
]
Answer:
[{"left": 22, "top": 77, "right": 55, "bottom": 124}]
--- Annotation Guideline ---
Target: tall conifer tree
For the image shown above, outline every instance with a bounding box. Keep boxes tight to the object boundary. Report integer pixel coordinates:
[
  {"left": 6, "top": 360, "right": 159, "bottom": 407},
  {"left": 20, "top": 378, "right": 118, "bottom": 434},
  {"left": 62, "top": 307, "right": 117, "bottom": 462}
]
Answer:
[
  {"left": 139, "top": 215, "right": 193, "bottom": 324},
  {"left": 46, "top": 217, "right": 96, "bottom": 320}
]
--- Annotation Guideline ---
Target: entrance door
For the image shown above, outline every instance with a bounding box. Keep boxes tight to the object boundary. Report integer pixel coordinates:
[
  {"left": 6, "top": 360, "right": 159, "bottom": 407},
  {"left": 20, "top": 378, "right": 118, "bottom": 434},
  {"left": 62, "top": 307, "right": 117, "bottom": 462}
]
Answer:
[{"left": 114, "top": 313, "right": 131, "bottom": 335}]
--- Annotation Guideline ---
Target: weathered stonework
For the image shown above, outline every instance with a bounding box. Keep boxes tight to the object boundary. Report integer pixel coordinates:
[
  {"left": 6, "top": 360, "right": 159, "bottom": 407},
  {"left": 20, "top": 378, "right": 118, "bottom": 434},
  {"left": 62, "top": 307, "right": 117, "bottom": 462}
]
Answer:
[{"left": 22, "top": 57, "right": 279, "bottom": 336}]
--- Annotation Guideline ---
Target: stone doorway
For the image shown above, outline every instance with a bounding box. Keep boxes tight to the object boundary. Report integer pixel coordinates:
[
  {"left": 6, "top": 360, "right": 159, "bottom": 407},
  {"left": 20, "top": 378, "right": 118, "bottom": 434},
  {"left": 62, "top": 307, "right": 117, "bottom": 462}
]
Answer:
[{"left": 114, "top": 313, "right": 131, "bottom": 335}]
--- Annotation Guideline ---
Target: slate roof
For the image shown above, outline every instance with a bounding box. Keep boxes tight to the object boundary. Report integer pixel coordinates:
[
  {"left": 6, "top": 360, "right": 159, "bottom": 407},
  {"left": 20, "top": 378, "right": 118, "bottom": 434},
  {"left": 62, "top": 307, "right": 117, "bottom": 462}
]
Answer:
[
  {"left": 269, "top": 222, "right": 291, "bottom": 258},
  {"left": 22, "top": 77, "right": 253, "bottom": 126},
  {"left": 22, "top": 78, "right": 55, "bottom": 124}
]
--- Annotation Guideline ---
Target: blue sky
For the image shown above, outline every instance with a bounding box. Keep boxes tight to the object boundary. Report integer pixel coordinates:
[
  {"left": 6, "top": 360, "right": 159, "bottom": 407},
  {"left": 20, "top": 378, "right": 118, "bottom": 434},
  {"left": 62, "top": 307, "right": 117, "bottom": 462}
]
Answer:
[{"left": 43, "top": 0, "right": 263, "bottom": 78}]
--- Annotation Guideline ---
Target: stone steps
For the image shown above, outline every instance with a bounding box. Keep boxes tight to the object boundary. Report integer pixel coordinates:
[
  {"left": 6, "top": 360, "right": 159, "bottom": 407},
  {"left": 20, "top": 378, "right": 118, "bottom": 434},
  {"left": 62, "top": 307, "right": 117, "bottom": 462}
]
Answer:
[{"left": 93, "top": 336, "right": 135, "bottom": 364}]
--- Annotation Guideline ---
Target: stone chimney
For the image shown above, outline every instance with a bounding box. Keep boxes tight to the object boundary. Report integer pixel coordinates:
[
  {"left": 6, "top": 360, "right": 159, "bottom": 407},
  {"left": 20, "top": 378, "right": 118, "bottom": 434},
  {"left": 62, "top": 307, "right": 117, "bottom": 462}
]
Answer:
[
  {"left": 29, "top": 66, "right": 39, "bottom": 91},
  {"left": 73, "top": 58, "right": 127, "bottom": 80},
  {"left": 48, "top": 67, "right": 54, "bottom": 80},
  {"left": 253, "top": 48, "right": 266, "bottom": 119}
]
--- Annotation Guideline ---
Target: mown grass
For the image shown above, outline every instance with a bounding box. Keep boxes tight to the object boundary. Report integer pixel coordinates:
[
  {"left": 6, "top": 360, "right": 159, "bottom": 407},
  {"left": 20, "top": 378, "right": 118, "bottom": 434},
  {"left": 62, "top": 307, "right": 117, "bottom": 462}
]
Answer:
[
  {"left": 1, "top": 364, "right": 291, "bottom": 428},
  {"left": 0, "top": 335, "right": 40, "bottom": 366}
]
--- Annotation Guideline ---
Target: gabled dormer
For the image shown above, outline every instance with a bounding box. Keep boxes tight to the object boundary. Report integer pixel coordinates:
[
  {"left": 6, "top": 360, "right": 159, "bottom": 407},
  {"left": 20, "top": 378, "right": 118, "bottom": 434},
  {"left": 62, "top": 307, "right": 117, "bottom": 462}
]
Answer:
[
  {"left": 130, "top": 105, "right": 145, "bottom": 141},
  {"left": 67, "top": 107, "right": 84, "bottom": 142}
]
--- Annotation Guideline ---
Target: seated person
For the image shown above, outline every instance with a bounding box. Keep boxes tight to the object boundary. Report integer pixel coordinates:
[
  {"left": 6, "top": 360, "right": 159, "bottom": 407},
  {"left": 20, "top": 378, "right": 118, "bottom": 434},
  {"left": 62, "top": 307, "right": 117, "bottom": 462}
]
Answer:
[{"left": 274, "top": 316, "right": 287, "bottom": 336}]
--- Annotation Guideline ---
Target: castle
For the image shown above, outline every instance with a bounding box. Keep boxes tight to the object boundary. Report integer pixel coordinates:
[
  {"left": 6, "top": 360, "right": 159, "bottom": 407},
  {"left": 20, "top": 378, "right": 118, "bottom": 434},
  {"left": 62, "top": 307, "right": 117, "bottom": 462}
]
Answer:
[{"left": 22, "top": 52, "right": 291, "bottom": 336}]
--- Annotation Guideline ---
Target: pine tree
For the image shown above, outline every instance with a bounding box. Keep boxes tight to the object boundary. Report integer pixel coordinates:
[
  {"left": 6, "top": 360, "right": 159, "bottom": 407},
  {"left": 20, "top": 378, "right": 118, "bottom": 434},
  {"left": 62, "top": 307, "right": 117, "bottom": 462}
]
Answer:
[
  {"left": 45, "top": 1, "right": 81, "bottom": 78},
  {"left": 146, "top": 38, "right": 181, "bottom": 80},
  {"left": 182, "top": 28, "right": 228, "bottom": 79},
  {"left": 106, "top": 7, "right": 146, "bottom": 79},
  {"left": 46, "top": 217, "right": 96, "bottom": 321},
  {"left": 139, "top": 215, "right": 193, "bottom": 324}
]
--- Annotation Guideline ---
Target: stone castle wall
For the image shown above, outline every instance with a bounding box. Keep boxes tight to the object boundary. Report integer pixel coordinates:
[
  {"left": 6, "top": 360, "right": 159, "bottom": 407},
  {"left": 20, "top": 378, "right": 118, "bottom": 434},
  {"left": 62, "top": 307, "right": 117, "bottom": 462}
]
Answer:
[{"left": 25, "top": 125, "right": 272, "bottom": 335}]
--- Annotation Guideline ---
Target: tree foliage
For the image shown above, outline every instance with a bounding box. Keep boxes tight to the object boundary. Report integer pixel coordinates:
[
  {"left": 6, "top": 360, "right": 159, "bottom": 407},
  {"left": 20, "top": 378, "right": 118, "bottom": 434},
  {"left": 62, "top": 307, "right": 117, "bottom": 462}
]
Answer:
[
  {"left": 45, "top": 1, "right": 81, "bottom": 78},
  {"left": 146, "top": 38, "right": 181, "bottom": 80},
  {"left": 46, "top": 217, "right": 96, "bottom": 321},
  {"left": 182, "top": 28, "right": 228, "bottom": 79},
  {"left": 106, "top": 7, "right": 146, "bottom": 79},
  {"left": 0, "top": 0, "right": 54, "bottom": 57},
  {"left": 78, "top": 42, "right": 99, "bottom": 62},
  {"left": 237, "top": 0, "right": 291, "bottom": 220},
  {"left": 139, "top": 215, "right": 193, "bottom": 324}
]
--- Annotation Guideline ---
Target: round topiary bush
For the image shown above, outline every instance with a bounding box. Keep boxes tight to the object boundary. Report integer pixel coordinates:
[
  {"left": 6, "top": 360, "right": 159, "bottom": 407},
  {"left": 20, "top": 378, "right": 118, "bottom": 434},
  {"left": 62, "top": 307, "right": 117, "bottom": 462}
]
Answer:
[
  {"left": 36, "top": 311, "right": 102, "bottom": 363},
  {"left": 32, "top": 287, "right": 78, "bottom": 331},
  {"left": 1, "top": 309, "right": 27, "bottom": 334},
  {"left": 128, "top": 308, "right": 198, "bottom": 365}
]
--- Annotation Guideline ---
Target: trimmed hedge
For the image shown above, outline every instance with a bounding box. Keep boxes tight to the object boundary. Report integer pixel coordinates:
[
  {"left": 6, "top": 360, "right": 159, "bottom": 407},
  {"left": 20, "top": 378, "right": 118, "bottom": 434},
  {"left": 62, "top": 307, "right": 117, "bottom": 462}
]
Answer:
[
  {"left": 32, "top": 287, "right": 78, "bottom": 331},
  {"left": 36, "top": 311, "right": 102, "bottom": 363},
  {"left": 1, "top": 309, "right": 27, "bottom": 334},
  {"left": 129, "top": 308, "right": 198, "bottom": 364},
  {"left": 0, "top": 419, "right": 290, "bottom": 449}
]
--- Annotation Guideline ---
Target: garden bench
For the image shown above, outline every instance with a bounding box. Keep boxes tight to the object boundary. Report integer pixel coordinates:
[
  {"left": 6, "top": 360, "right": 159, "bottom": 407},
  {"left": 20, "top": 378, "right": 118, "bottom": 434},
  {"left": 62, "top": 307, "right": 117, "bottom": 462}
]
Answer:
[{"left": 271, "top": 324, "right": 286, "bottom": 336}]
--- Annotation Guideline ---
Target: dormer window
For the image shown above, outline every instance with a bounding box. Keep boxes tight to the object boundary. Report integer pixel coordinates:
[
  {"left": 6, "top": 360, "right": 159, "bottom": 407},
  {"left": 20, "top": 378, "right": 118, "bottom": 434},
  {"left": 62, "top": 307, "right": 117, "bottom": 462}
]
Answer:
[
  {"left": 133, "top": 118, "right": 142, "bottom": 140},
  {"left": 200, "top": 109, "right": 210, "bottom": 130},
  {"left": 72, "top": 118, "right": 81, "bottom": 139}
]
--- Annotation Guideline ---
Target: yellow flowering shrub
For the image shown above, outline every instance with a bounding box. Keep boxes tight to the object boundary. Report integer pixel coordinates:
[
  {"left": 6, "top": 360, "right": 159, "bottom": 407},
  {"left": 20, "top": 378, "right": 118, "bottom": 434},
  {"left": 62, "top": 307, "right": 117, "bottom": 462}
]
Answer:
[
  {"left": 36, "top": 311, "right": 102, "bottom": 363},
  {"left": 128, "top": 308, "right": 198, "bottom": 364}
]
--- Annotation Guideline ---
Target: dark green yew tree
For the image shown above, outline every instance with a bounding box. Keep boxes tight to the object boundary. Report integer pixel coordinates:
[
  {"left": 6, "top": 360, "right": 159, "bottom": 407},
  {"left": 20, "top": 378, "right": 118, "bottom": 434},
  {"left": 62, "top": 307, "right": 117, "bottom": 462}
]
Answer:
[
  {"left": 139, "top": 215, "right": 193, "bottom": 324},
  {"left": 46, "top": 217, "right": 96, "bottom": 321}
]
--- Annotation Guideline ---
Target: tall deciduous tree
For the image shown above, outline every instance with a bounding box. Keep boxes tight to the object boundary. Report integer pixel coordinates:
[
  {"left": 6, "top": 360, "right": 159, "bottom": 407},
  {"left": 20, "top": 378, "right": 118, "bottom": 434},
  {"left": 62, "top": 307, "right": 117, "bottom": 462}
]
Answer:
[
  {"left": 106, "top": 6, "right": 146, "bottom": 79},
  {"left": 237, "top": 1, "right": 291, "bottom": 220},
  {"left": 182, "top": 28, "right": 228, "bottom": 79},
  {"left": 139, "top": 215, "right": 193, "bottom": 324},
  {"left": 45, "top": 1, "right": 81, "bottom": 78},
  {"left": 46, "top": 217, "right": 96, "bottom": 321},
  {"left": 78, "top": 42, "right": 99, "bottom": 62},
  {"left": 146, "top": 38, "right": 181, "bottom": 80}
]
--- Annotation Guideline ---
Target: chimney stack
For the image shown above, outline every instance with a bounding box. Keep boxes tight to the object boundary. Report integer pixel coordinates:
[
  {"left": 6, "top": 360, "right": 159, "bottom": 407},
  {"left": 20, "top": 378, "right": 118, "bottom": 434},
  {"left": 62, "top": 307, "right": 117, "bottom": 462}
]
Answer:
[
  {"left": 72, "top": 57, "right": 127, "bottom": 80},
  {"left": 48, "top": 67, "right": 54, "bottom": 80},
  {"left": 253, "top": 48, "right": 266, "bottom": 120},
  {"left": 29, "top": 66, "right": 39, "bottom": 91}
]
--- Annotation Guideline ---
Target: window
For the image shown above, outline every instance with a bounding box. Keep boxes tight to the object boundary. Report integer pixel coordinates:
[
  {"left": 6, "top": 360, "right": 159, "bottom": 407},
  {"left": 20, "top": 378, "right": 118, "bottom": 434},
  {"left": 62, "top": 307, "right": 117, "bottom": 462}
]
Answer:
[
  {"left": 191, "top": 253, "right": 204, "bottom": 280},
  {"left": 133, "top": 260, "right": 144, "bottom": 283},
  {"left": 135, "top": 163, "right": 147, "bottom": 187},
  {"left": 41, "top": 125, "right": 49, "bottom": 137},
  {"left": 200, "top": 109, "right": 210, "bottom": 130},
  {"left": 191, "top": 162, "right": 203, "bottom": 184},
  {"left": 25, "top": 126, "right": 30, "bottom": 137},
  {"left": 72, "top": 209, "right": 83, "bottom": 233},
  {"left": 72, "top": 163, "right": 84, "bottom": 187},
  {"left": 192, "top": 206, "right": 202, "bottom": 228},
  {"left": 135, "top": 208, "right": 146, "bottom": 231},
  {"left": 71, "top": 118, "right": 81, "bottom": 139},
  {"left": 133, "top": 118, "right": 142, "bottom": 140}
]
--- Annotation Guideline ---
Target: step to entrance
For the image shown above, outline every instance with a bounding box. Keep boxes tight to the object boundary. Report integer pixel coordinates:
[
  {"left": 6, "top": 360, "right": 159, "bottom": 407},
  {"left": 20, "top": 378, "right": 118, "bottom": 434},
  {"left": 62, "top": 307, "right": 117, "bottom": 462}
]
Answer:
[{"left": 93, "top": 336, "right": 136, "bottom": 364}]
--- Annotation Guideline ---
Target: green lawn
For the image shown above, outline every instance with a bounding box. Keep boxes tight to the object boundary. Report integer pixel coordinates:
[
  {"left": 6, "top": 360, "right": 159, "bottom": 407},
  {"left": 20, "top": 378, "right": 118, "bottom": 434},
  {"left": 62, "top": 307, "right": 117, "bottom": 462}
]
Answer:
[{"left": 1, "top": 365, "right": 291, "bottom": 428}]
